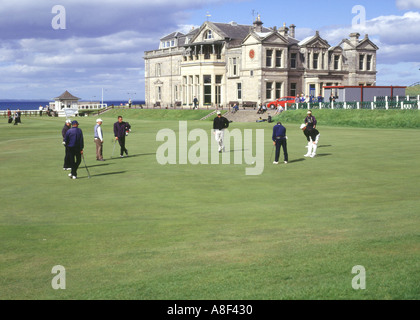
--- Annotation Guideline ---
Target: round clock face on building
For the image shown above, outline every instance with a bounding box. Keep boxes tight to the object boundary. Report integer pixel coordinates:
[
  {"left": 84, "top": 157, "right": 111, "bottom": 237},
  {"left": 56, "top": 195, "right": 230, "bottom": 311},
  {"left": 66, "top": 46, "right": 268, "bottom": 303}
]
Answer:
[{"left": 249, "top": 49, "right": 255, "bottom": 59}]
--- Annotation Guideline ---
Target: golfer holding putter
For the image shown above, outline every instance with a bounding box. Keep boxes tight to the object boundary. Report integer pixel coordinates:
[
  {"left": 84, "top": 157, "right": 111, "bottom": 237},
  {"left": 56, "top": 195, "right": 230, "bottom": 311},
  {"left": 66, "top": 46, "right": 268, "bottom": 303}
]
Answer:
[
  {"left": 272, "top": 121, "right": 288, "bottom": 165},
  {"left": 114, "top": 116, "right": 129, "bottom": 157},
  {"left": 65, "top": 120, "right": 84, "bottom": 179},
  {"left": 213, "top": 111, "right": 229, "bottom": 152}
]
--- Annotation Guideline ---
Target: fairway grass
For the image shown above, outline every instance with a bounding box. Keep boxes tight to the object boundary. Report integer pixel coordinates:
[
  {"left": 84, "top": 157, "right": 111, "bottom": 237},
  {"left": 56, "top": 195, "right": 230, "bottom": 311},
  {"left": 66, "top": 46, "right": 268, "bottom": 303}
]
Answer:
[{"left": 0, "top": 114, "right": 419, "bottom": 300}]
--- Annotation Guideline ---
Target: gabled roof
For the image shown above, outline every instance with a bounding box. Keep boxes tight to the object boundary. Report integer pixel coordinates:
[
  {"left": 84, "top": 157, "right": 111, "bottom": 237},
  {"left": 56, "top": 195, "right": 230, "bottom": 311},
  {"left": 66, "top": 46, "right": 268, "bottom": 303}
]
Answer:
[
  {"left": 336, "top": 34, "right": 379, "bottom": 51},
  {"left": 357, "top": 35, "right": 379, "bottom": 50},
  {"left": 328, "top": 45, "right": 343, "bottom": 52},
  {"left": 243, "top": 30, "right": 290, "bottom": 45},
  {"left": 189, "top": 21, "right": 272, "bottom": 44},
  {"left": 55, "top": 91, "right": 80, "bottom": 101},
  {"left": 298, "top": 31, "right": 330, "bottom": 47}
]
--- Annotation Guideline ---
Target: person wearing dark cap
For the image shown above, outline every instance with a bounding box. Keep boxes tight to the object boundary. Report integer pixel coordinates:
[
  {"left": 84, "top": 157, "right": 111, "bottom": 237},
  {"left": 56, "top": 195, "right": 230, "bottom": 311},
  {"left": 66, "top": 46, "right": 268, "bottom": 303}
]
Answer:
[
  {"left": 62, "top": 119, "right": 72, "bottom": 170},
  {"left": 65, "top": 120, "right": 84, "bottom": 179},
  {"left": 272, "top": 121, "right": 288, "bottom": 165},
  {"left": 213, "top": 110, "right": 229, "bottom": 152},
  {"left": 114, "top": 116, "right": 129, "bottom": 157}
]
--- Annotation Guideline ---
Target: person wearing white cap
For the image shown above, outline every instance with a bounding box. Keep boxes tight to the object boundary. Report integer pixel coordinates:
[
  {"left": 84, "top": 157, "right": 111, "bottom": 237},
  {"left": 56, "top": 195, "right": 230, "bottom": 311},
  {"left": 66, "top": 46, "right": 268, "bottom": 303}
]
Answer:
[
  {"left": 304, "top": 110, "right": 317, "bottom": 131},
  {"left": 62, "top": 119, "right": 72, "bottom": 170},
  {"left": 94, "top": 118, "right": 104, "bottom": 161},
  {"left": 213, "top": 111, "right": 229, "bottom": 152},
  {"left": 300, "top": 123, "right": 320, "bottom": 158}
]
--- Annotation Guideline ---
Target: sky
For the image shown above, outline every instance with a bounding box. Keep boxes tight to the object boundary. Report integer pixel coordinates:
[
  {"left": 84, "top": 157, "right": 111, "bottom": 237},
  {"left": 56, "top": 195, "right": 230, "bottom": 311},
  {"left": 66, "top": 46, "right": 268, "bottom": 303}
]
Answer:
[{"left": 0, "top": 0, "right": 419, "bottom": 101}]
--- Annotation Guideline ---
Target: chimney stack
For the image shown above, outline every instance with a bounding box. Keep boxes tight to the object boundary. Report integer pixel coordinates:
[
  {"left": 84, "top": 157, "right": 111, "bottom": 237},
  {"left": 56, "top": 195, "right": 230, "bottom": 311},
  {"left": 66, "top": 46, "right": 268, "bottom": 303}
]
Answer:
[
  {"left": 278, "top": 22, "right": 289, "bottom": 37},
  {"left": 253, "top": 14, "right": 263, "bottom": 33},
  {"left": 349, "top": 32, "right": 360, "bottom": 45},
  {"left": 289, "top": 24, "right": 296, "bottom": 38}
]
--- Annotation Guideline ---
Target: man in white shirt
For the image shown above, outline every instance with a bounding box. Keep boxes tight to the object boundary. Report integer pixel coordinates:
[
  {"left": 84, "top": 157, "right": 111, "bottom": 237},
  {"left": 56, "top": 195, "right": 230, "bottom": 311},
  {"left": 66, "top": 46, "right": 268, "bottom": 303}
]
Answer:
[{"left": 94, "top": 119, "right": 104, "bottom": 161}]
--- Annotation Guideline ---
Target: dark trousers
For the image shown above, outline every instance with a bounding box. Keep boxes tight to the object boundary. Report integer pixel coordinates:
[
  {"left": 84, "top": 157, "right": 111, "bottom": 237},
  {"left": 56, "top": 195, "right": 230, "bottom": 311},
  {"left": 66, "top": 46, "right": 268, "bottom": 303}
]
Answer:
[
  {"left": 118, "top": 136, "right": 127, "bottom": 156},
  {"left": 67, "top": 147, "right": 82, "bottom": 177},
  {"left": 63, "top": 146, "right": 71, "bottom": 169},
  {"left": 275, "top": 138, "right": 288, "bottom": 162}
]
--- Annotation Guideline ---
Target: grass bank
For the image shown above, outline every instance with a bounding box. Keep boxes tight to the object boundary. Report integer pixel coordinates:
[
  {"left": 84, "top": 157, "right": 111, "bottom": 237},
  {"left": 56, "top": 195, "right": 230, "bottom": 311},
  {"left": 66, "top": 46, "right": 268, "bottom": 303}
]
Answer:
[
  {"left": 100, "top": 108, "right": 214, "bottom": 121},
  {"left": 274, "top": 109, "right": 420, "bottom": 129},
  {"left": 406, "top": 85, "right": 420, "bottom": 96}
]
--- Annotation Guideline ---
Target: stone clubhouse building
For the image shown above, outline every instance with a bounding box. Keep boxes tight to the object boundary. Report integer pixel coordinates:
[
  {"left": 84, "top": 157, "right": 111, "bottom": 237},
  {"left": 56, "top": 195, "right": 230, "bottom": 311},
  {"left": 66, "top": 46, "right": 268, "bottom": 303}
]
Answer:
[{"left": 143, "top": 15, "right": 378, "bottom": 108}]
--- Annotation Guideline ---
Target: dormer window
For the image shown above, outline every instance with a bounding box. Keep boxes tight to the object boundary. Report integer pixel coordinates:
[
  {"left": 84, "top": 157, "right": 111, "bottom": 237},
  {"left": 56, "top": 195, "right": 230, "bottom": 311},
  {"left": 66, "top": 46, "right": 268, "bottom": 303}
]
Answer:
[
  {"left": 204, "top": 30, "right": 213, "bottom": 40},
  {"left": 160, "top": 39, "right": 176, "bottom": 49}
]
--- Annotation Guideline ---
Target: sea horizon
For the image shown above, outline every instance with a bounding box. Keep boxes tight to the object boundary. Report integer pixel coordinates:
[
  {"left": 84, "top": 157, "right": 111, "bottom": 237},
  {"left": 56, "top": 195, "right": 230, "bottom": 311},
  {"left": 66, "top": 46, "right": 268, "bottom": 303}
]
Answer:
[{"left": 0, "top": 99, "right": 145, "bottom": 111}]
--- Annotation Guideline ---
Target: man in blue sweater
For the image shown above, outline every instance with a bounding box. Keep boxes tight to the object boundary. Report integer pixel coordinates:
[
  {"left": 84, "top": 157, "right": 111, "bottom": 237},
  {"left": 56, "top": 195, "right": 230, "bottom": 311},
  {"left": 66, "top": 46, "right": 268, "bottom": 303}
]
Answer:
[
  {"left": 65, "top": 120, "right": 84, "bottom": 179},
  {"left": 272, "top": 121, "right": 288, "bottom": 165}
]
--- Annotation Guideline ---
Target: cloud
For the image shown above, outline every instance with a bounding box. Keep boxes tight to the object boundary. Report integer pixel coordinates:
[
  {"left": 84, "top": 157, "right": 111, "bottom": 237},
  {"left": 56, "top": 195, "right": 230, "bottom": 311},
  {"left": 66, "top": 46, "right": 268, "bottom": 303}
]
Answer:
[
  {"left": 396, "top": 0, "right": 420, "bottom": 9},
  {"left": 0, "top": 0, "right": 229, "bottom": 99},
  {"left": 317, "top": 11, "right": 420, "bottom": 65},
  {"left": 0, "top": 1, "right": 419, "bottom": 99},
  {"left": 0, "top": 0, "right": 223, "bottom": 40}
]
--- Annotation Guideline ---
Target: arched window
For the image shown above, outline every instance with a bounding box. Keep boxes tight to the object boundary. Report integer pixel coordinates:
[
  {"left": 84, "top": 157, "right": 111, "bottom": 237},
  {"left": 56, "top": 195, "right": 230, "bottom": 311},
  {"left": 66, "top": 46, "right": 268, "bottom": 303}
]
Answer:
[{"left": 204, "top": 30, "right": 213, "bottom": 40}]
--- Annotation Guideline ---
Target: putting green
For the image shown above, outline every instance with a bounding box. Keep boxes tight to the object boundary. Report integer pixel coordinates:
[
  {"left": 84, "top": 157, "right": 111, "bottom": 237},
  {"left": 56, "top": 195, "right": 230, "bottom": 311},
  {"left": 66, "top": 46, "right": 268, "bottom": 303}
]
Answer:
[{"left": 0, "top": 113, "right": 419, "bottom": 300}]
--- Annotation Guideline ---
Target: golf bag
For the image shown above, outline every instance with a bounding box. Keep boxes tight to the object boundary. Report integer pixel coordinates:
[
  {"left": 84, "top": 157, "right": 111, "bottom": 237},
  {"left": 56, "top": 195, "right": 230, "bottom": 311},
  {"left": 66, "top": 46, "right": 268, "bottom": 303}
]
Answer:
[{"left": 267, "top": 115, "right": 273, "bottom": 123}]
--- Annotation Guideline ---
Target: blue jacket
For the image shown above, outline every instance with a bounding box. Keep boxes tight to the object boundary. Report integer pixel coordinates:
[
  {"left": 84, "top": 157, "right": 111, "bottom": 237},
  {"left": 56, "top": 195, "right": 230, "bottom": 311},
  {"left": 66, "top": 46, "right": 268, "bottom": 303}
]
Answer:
[
  {"left": 65, "top": 127, "right": 84, "bottom": 149},
  {"left": 272, "top": 124, "right": 286, "bottom": 141}
]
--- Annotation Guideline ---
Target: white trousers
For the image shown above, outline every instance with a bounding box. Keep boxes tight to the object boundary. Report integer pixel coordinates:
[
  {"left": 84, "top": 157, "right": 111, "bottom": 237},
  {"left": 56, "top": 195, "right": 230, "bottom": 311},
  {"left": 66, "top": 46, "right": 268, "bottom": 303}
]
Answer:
[
  {"left": 214, "top": 129, "right": 225, "bottom": 151},
  {"left": 304, "top": 134, "right": 320, "bottom": 156}
]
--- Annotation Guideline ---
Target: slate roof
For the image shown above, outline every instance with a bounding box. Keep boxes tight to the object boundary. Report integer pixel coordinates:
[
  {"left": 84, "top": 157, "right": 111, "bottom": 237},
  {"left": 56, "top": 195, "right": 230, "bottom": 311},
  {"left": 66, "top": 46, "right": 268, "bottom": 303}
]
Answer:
[
  {"left": 160, "top": 32, "right": 185, "bottom": 41},
  {"left": 211, "top": 22, "right": 273, "bottom": 41},
  {"left": 55, "top": 90, "right": 81, "bottom": 101}
]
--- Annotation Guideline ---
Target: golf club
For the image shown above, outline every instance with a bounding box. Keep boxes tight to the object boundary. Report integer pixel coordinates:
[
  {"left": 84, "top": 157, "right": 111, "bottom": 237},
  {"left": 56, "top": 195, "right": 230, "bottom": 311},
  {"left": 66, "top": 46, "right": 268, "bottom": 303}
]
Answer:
[
  {"left": 111, "top": 139, "right": 117, "bottom": 159},
  {"left": 82, "top": 154, "right": 91, "bottom": 179},
  {"left": 270, "top": 143, "right": 275, "bottom": 162}
]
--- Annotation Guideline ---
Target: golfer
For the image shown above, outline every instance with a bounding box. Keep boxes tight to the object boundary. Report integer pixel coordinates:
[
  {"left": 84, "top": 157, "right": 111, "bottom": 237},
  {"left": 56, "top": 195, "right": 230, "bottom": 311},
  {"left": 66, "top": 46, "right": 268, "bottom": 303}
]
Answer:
[
  {"left": 13, "top": 109, "right": 21, "bottom": 125},
  {"left": 305, "top": 110, "right": 317, "bottom": 131},
  {"left": 272, "top": 121, "right": 288, "bottom": 165},
  {"left": 94, "top": 118, "right": 104, "bottom": 161},
  {"left": 213, "top": 111, "right": 229, "bottom": 152},
  {"left": 65, "top": 120, "right": 84, "bottom": 179},
  {"left": 114, "top": 116, "right": 128, "bottom": 157},
  {"left": 62, "top": 119, "right": 72, "bottom": 170},
  {"left": 300, "top": 123, "right": 320, "bottom": 158}
]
